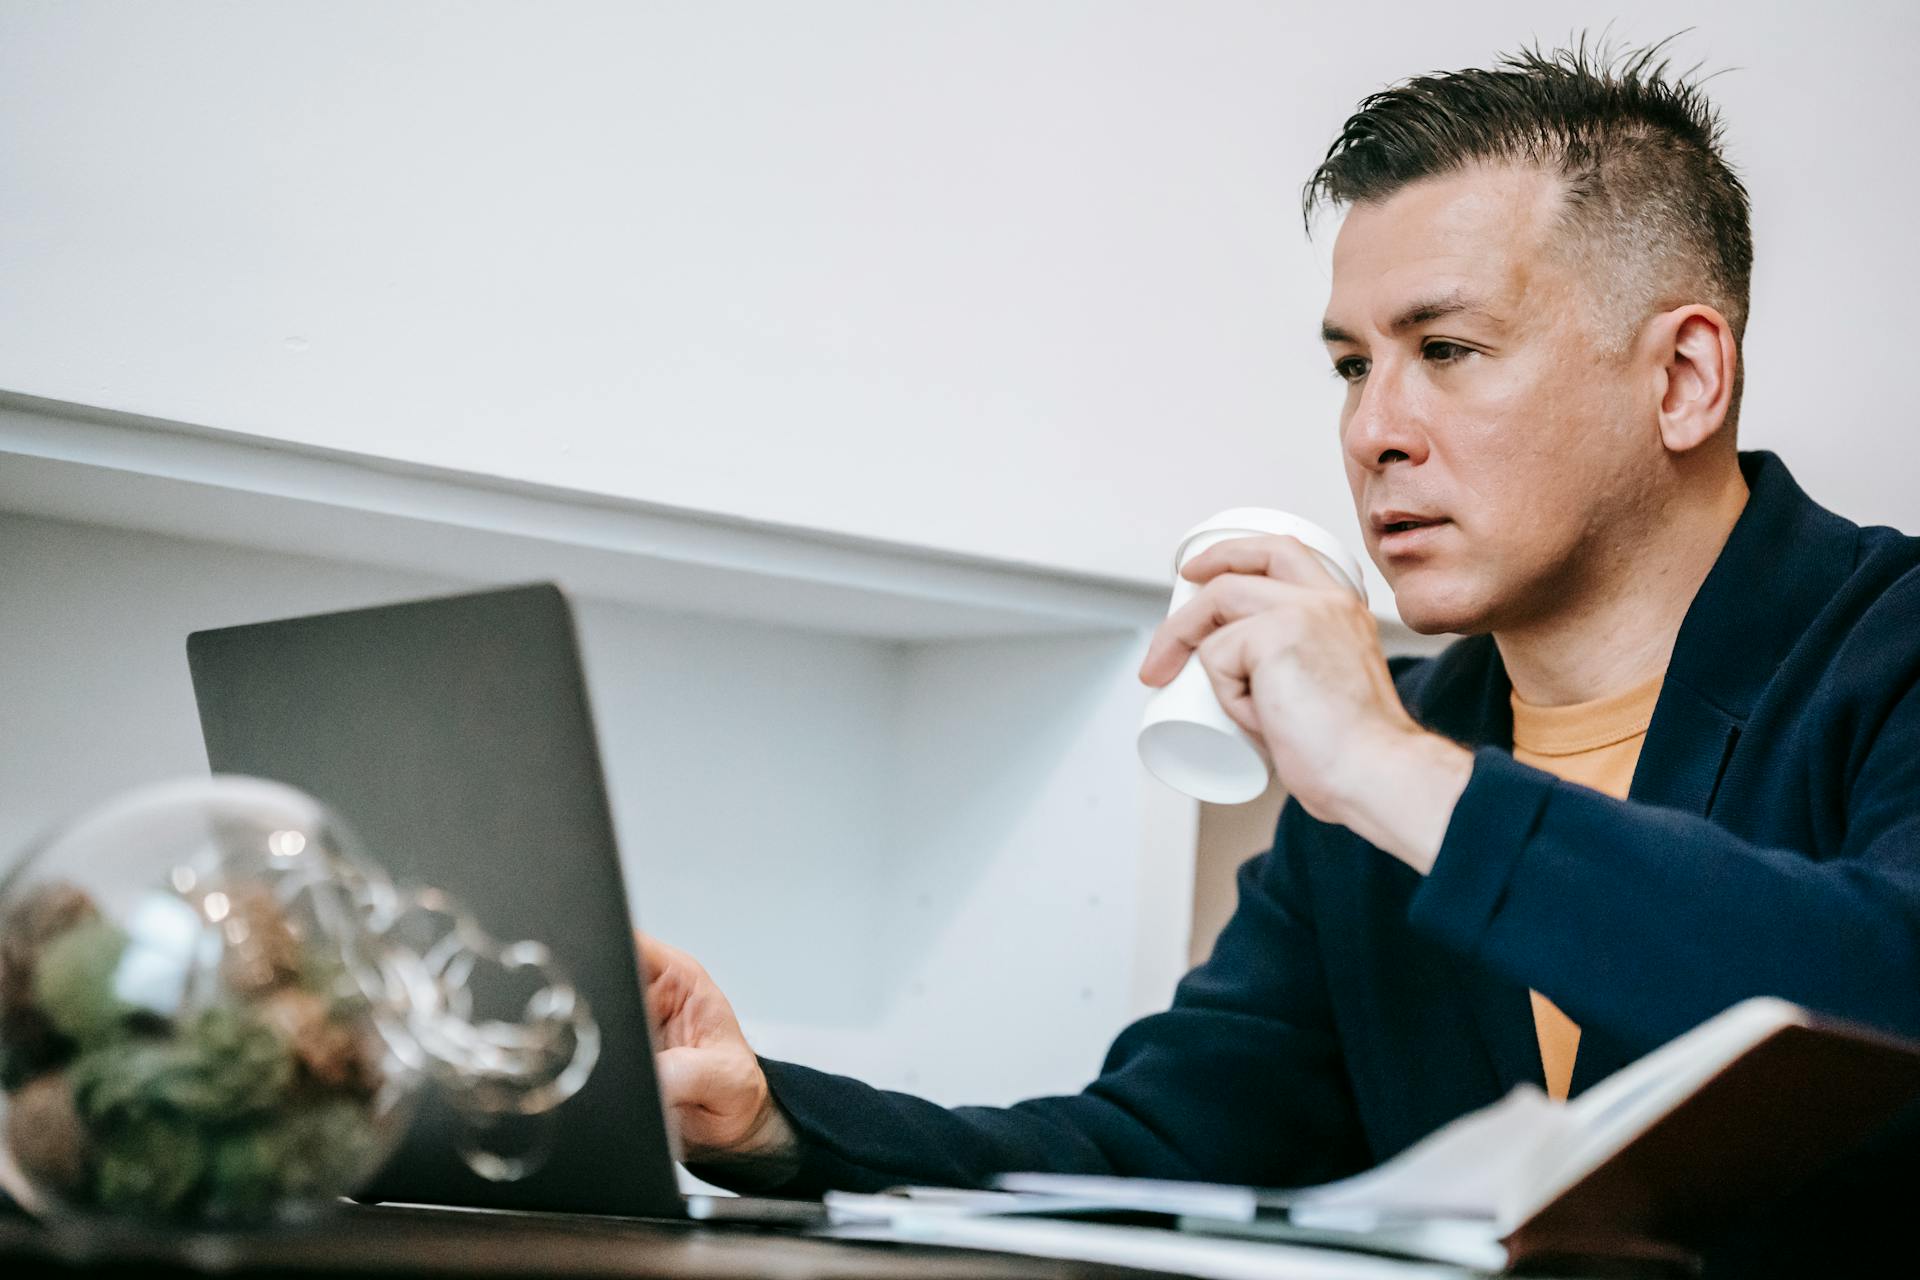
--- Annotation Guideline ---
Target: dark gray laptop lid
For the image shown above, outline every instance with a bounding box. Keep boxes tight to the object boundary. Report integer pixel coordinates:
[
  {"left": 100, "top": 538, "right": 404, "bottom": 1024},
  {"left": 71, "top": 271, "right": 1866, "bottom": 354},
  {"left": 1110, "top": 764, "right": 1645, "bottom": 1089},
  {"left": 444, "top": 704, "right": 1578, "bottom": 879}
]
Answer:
[{"left": 187, "top": 583, "right": 683, "bottom": 1218}]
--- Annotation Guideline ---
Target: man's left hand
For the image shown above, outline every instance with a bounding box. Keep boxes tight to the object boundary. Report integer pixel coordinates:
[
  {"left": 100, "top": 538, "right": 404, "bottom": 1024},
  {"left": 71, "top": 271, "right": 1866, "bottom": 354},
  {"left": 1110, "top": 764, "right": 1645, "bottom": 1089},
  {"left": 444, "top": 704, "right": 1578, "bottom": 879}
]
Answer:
[{"left": 1136, "top": 534, "right": 1473, "bottom": 872}]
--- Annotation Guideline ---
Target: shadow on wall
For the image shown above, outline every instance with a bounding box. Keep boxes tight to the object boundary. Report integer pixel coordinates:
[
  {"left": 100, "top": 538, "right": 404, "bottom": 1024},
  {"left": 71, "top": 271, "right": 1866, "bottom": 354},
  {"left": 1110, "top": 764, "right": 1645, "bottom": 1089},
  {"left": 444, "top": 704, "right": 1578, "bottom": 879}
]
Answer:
[
  {"left": 876, "top": 630, "right": 1147, "bottom": 1007},
  {"left": 574, "top": 596, "right": 904, "bottom": 1031},
  {"left": 1192, "top": 781, "right": 1287, "bottom": 969}
]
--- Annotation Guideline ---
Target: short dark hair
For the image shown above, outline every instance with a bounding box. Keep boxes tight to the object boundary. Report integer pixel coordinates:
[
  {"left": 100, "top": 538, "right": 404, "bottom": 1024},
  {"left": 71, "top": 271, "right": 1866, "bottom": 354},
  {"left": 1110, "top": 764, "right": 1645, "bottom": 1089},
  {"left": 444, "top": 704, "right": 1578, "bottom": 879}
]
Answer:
[{"left": 1304, "top": 35, "right": 1753, "bottom": 416}]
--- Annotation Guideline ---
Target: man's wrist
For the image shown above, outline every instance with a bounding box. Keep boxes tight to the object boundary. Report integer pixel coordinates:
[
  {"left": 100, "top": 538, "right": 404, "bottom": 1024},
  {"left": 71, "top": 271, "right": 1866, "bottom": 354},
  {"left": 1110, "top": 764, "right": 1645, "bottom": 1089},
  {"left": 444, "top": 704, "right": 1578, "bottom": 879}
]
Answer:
[
  {"left": 736, "top": 1091, "right": 801, "bottom": 1162},
  {"left": 683, "top": 1098, "right": 804, "bottom": 1191},
  {"left": 1331, "top": 728, "right": 1475, "bottom": 874}
]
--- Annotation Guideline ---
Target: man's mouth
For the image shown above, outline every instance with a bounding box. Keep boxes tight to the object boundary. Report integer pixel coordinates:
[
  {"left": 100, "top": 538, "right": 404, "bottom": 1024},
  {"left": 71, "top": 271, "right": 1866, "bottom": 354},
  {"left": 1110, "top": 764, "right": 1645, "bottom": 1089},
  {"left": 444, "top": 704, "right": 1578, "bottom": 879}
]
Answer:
[{"left": 1372, "top": 512, "right": 1451, "bottom": 553}]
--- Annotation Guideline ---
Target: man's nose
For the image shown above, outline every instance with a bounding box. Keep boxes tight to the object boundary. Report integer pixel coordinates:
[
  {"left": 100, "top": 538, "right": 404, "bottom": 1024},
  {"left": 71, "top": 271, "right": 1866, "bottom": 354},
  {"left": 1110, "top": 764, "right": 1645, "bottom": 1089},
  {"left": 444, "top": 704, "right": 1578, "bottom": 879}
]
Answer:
[{"left": 1341, "top": 363, "right": 1430, "bottom": 472}]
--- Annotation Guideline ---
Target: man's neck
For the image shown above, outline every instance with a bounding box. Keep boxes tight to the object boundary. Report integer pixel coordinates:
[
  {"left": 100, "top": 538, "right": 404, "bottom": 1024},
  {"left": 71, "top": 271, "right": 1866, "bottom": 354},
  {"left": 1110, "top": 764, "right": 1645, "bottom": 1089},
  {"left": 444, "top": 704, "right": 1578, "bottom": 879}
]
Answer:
[{"left": 1494, "top": 462, "right": 1751, "bottom": 708}]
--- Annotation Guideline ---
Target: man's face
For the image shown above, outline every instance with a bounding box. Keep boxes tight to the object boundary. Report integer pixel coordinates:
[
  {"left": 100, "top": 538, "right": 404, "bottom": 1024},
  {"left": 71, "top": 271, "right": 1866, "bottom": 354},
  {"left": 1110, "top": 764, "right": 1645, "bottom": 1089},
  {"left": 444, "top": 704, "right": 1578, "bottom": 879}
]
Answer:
[{"left": 1322, "top": 163, "right": 1659, "bottom": 635}]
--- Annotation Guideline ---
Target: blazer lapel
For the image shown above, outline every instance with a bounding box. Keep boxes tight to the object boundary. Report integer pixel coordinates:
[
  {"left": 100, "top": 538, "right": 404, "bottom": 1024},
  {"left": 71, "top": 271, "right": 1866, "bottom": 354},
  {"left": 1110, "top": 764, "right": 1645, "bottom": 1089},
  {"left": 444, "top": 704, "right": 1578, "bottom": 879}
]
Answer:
[
  {"left": 1564, "top": 681, "right": 1742, "bottom": 1095},
  {"left": 1626, "top": 682, "right": 1743, "bottom": 819}
]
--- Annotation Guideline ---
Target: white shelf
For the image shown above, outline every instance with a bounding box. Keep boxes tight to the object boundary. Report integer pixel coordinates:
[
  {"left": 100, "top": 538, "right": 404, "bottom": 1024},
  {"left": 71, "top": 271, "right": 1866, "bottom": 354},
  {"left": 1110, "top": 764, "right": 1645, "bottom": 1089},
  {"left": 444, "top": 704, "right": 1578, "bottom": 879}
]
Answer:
[
  {"left": 1, "top": 393, "right": 1206, "bottom": 1109},
  {"left": 0, "top": 391, "right": 1168, "bottom": 641}
]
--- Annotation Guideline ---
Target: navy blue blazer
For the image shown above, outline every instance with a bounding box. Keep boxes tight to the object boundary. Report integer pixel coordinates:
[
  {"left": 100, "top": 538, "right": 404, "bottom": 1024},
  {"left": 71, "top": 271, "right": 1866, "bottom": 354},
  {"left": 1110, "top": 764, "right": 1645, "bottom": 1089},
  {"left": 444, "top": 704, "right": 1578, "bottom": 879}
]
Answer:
[{"left": 714, "top": 451, "right": 1920, "bottom": 1266}]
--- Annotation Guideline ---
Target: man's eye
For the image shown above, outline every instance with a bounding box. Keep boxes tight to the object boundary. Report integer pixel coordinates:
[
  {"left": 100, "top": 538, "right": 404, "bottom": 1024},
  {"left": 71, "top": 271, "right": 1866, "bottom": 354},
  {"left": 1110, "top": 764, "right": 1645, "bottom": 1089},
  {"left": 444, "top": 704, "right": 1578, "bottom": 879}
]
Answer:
[
  {"left": 1331, "top": 357, "right": 1369, "bottom": 383},
  {"left": 1423, "top": 341, "right": 1473, "bottom": 365}
]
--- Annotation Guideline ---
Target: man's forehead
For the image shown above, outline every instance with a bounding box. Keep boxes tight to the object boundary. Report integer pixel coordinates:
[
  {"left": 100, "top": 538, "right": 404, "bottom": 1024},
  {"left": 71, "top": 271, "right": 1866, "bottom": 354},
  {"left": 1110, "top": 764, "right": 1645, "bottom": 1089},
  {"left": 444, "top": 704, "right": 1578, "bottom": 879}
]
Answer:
[{"left": 1322, "top": 164, "right": 1568, "bottom": 337}]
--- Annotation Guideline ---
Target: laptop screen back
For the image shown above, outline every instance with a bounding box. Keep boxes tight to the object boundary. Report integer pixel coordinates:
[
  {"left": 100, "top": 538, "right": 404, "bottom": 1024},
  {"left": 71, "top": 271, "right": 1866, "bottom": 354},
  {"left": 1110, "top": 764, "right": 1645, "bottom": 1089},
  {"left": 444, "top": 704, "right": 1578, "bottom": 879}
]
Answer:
[{"left": 187, "top": 583, "right": 682, "bottom": 1217}]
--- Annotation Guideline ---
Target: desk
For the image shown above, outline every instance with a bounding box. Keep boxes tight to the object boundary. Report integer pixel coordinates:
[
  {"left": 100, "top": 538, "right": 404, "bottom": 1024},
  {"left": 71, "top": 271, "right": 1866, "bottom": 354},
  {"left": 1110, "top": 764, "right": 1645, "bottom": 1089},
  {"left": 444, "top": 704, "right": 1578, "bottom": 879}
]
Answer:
[{"left": 0, "top": 1203, "right": 1178, "bottom": 1280}]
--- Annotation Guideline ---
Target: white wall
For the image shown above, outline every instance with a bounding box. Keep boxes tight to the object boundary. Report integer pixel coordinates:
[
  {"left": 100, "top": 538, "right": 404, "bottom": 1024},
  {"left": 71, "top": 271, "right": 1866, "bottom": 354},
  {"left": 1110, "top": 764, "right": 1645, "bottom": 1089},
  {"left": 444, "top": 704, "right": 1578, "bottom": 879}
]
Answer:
[
  {"left": 0, "top": 512, "right": 1181, "bottom": 1109},
  {"left": 4, "top": 3, "right": 1914, "bottom": 607}
]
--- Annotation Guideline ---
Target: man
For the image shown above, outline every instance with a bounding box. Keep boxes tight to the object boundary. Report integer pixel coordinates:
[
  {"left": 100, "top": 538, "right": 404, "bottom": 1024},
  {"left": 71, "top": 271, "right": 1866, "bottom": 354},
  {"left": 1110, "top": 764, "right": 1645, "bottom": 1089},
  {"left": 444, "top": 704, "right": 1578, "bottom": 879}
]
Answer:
[{"left": 640, "top": 39, "right": 1920, "bottom": 1272}]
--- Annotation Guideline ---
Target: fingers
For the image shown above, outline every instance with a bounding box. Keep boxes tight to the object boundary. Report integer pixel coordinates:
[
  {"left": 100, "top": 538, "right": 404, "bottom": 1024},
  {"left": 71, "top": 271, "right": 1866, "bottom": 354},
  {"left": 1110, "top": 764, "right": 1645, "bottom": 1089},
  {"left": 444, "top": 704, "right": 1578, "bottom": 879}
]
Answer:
[
  {"left": 1181, "top": 535, "right": 1345, "bottom": 590},
  {"left": 636, "top": 931, "right": 698, "bottom": 1039},
  {"left": 635, "top": 929, "right": 679, "bottom": 981},
  {"left": 1139, "top": 537, "right": 1362, "bottom": 688},
  {"left": 1194, "top": 620, "right": 1265, "bottom": 739},
  {"left": 638, "top": 931, "right": 712, "bottom": 992},
  {"left": 654, "top": 1045, "right": 712, "bottom": 1162},
  {"left": 1138, "top": 573, "right": 1300, "bottom": 686},
  {"left": 653, "top": 1044, "right": 711, "bottom": 1111}
]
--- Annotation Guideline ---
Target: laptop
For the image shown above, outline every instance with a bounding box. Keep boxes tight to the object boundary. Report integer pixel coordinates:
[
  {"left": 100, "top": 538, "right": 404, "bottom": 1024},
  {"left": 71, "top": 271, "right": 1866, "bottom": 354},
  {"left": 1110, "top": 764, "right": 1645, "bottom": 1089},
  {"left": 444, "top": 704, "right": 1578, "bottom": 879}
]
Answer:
[{"left": 186, "top": 582, "right": 820, "bottom": 1225}]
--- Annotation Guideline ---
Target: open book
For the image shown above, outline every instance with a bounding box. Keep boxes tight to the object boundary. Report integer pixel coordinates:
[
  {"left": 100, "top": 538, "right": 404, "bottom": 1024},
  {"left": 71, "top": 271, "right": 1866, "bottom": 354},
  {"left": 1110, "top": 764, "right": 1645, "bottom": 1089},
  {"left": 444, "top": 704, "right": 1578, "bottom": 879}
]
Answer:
[{"left": 991, "top": 998, "right": 1920, "bottom": 1272}]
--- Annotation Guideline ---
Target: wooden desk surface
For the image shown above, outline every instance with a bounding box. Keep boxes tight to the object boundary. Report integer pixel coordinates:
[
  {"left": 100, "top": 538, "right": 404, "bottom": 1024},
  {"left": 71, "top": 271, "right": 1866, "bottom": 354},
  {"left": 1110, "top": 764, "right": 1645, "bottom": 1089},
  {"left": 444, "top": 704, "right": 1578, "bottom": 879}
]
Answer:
[{"left": 0, "top": 1203, "right": 1175, "bottom": 1280}]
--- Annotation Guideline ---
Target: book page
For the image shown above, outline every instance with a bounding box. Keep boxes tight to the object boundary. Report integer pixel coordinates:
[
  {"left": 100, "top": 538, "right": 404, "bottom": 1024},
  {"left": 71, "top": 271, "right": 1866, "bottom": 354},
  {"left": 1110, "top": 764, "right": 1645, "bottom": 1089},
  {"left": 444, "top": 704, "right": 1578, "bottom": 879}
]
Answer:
[{"left": 1289, "top": 1085, "right": 1571, "bottom": 1226}]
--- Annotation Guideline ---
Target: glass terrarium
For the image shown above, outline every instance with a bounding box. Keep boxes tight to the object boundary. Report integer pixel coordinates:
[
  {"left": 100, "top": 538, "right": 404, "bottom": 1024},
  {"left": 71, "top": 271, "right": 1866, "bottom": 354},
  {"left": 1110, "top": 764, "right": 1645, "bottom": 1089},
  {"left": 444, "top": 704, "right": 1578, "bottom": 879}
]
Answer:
[{"left": 0, "top": 776, "right": 596, "bottom": 1225}]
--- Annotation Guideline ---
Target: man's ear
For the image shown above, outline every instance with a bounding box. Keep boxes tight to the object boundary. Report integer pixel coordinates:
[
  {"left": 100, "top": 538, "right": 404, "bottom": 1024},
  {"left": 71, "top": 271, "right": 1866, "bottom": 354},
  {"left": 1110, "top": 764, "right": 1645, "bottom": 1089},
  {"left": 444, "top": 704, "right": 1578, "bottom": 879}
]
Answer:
[{"left": 1649, "top": 305, "right": 1738, "bottom": 454}]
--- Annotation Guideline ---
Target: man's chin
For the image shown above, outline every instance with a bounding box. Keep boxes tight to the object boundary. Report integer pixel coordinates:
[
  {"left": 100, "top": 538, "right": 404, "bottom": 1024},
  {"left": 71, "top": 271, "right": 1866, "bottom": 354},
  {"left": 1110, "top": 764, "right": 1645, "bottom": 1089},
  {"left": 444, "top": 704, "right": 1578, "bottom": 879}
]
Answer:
[{"left": 1387, "top": 580, "right": 1494, "bottom": 637}]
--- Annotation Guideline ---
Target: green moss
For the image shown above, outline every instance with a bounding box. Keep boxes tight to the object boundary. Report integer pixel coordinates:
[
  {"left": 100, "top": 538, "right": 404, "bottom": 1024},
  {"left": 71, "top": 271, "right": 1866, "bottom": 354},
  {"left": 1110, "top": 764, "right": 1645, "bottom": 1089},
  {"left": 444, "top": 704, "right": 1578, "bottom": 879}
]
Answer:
[
  {"left": 31, "top": 919, "right": 132, "bottom": 1048},
  {"left": 202, "top": 1098, "right": 383, "bottom": 1222},
  {"left": 59, "top": 1003, "right": 391, "bottom": 1220},
  {"left": 70, "top": 1006, "right": 293, "bottom": 1129},
  {"left": 91, "top": 1109, "right": 206, "bottom": 1217}
]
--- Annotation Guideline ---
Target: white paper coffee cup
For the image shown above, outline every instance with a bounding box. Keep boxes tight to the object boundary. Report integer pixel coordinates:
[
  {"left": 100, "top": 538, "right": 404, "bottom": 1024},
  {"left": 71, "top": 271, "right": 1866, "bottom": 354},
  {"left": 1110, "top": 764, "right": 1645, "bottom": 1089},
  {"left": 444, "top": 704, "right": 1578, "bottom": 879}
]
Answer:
[{"left": 1138, "top": 508, "right": 1368, "bottom": 805}]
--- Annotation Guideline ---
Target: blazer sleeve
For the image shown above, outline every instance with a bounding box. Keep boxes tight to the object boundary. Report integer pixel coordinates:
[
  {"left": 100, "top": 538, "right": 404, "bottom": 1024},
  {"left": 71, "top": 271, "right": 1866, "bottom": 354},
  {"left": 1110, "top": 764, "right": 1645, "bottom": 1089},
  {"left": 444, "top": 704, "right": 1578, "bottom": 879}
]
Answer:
[
  {"left": 1408, "top": 676, "right": 1920, "bottom": 1053},
  {"left": 691, "top": 802, "right": 1370, "bottom": 1198}
]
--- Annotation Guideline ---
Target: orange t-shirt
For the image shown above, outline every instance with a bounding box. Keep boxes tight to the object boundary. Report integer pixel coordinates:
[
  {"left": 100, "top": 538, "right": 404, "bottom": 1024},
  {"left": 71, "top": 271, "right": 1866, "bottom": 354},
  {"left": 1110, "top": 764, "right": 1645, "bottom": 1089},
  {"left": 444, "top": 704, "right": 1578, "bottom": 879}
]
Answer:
[{"left": 1508, "top": 674, "right": 1664, "bottom": 1100}]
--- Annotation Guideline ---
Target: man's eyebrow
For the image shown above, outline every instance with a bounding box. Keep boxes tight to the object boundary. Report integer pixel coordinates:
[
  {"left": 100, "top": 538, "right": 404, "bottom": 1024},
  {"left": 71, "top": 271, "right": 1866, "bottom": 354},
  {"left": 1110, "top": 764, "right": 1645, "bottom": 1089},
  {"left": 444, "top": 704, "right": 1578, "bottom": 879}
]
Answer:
[{"left": 1320, "top": 292, "right": 1504, "bottom": 345}]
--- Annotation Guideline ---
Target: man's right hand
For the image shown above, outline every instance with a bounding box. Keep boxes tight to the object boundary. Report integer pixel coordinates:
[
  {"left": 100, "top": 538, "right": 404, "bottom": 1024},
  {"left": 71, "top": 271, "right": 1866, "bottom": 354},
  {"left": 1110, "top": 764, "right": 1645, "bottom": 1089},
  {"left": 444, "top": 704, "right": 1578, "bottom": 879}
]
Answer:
[{"left": 635, "top": 931, "right": 800, "bottom": 1170}]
